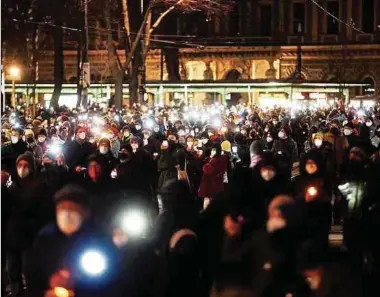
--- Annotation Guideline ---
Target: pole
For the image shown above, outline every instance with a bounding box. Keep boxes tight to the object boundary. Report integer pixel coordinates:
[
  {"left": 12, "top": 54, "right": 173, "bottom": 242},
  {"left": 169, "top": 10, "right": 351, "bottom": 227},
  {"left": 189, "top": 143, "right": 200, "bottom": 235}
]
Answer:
[
  {"left": 160, "top": 48, "right": 164, "bottom": 81},
  {"left": 12, "top": 79, "right": 16, "bottom": 108},
  {"left": 83, "top": 0, "right": 89, "bottom": 107}
]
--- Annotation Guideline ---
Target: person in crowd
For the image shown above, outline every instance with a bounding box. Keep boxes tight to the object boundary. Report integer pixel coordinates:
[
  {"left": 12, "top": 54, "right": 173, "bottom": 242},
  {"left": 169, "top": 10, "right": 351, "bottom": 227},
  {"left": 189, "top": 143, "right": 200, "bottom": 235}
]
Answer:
[
  {"left": 142, "top": 128, "right": 161, "bottom": 157},
  {"left": 95, "top": 137, "right": 118, "bottom": 178},
  {"left": 24, "top": 129, "right": 43, "bottom": 161},
  {"left": 10, "top": 127, "right": 28, "bottom": 158},
  {"left": 37, "top": 128, "right": 49, "bottom": 154},
  {"left": 66, "top": 127, "right": 95, "bottom": 171},
  {"left": 198, "top": 143, "right": 228, "bottom": 210}
]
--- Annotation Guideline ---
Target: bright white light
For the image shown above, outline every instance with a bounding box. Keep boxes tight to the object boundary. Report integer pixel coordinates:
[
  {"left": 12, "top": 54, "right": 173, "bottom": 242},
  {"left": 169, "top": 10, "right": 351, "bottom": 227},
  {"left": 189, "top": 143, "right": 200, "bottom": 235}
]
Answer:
[
  {"left": 9, "top": 66, "right": 20, "bottom": 78},
  {"left": 49, "top": 144, "right": 61, "bottom": 154},
  {"left": 235, "top": 127, "right": 240, "bottom": 132},
  {"left": 357, "top": 110, "right": 365, "bottom": 117},
  {"left": 121, "top": 210, "right": 147, "bottom": 237},
  {"left": 114, "top": 115, "right": 120, "bottom": 121},
  {"left": 307, "top": 186, "right": 318, "bottom": 196},
  {"left": 213, "top": 118, "right": 221, "bottom": 127},
  {"left": 14, "top": 123, "right": 20, "bottom": 128},
  {"left": 145, "top": 119, "right": 154, "bottom": 129},
  {"left": 92, "top": 127, "right": 101, "bottom": 135},
  {"left": 80, "top": 250, "right": 107, "bottom": 276}
]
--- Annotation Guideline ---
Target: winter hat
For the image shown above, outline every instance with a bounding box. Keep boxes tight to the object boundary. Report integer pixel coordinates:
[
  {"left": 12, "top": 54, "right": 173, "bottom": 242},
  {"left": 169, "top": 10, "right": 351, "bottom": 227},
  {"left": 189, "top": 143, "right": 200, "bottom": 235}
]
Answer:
[
  {"left": 122, "top": 125, "right": 131, "bottom": 133},
  {"left": 24, "top": 129, "right": 34, "bottom": 137},
  {"left": 16, "top": 151, "right": 36, "bottom": 173},
  {"left": 250, "top": 140, "right": 264, "bottom": 156},
  {"left": 75, "top": 126, "right": 87, "bottom": 135},
  {"left": 54, "top": 184, "right": 90, "bottom": 208},
  {"left": 37, "top": 128, "right": 48, "bottom": 137},
  {"left": 221, "top": 140, "right": 231, "bottom": 152},
  {"left": 98, "top": 137, "right": 111, "bottom": 147}
]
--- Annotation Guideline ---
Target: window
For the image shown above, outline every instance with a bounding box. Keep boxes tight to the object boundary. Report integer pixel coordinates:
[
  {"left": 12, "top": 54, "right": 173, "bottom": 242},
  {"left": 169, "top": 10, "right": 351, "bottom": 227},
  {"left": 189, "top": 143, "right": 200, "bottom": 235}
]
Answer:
[
  {"left": 260, "top": 4, "right": 272, "bottom": 36},
  {"left": 326, "top": 1, "right": 339, "bottom": 34},
  {"left": 229, "top": 4, "right": 239, "bottom": 36},
  {"left": 362, "top": 0, "right": 374, "bottom": 33},
  {"left": 293, "top": 3, "right": 305, "bottom": 34}
]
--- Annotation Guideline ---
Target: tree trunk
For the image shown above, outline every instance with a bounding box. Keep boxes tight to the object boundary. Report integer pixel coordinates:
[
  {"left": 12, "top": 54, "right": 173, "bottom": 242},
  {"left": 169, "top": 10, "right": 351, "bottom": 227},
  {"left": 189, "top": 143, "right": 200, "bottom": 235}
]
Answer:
[
  {"left": 105, "top": 1, "right": 123, "bottom": 109},
  {"left": 50, "top": 0, "right": 64, "bottom": 108}
]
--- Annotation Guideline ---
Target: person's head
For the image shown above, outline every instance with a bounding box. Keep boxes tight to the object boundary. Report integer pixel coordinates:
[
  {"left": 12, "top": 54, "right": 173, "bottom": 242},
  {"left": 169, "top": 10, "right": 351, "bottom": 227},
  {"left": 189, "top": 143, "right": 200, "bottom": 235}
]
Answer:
[
  {"left": 55, "top": 185, "right": 90, "bottom": 236},
  {"left": 210, "top": 143, "right": 222, "bottom": 158},
  {"left": 98, "top": 138, "right": 111, "bottom": 155},
  {"left": 186, "top": 136, "right": 195, "bottom": 148},
  {"left": 174, "top": 120, "right": 182, "bottom": 130},
  {"left": 142, "top": 129, "right": 151, "bottom": 140},
  {"left": 87, "top": 156, "right": 104, "bottom": 181},
  {"left": 221, "top": 140, "right": 231, "bottom": 153},
  {"left": 135, "top": 122, "right": 142, "bottom": 131},
  {"left": 37, "top": 129, "right": 48, "bottom": 143},
  {"left": 305, "top": 159, "right": 318, "bottom": 175},
  {"left": 130, "top": 136, "right": 141, "bottom": 151},
  {"left": 153, "top": 125, "right": 160, "bottom": 133},
  {"left": 278, "top": 126, "right": 289, "bottom": 140},
  {"left": 76, "top": 127, "right": 87, "bottom": 142},
  {"left": 118, "top": 148, "right": 130, "bottom": 163},
  {"left": 55, "top": 154, "right": 65, "bottom": 166},
  {"left": 122, "top": 126, "right": 131, "bottom": 138},
  {"left": 312, "top": 132, "right": 324, "bottom": 148},
  {"left": 329, "top": 123, "right": 340, "bottom": 135},
  {"left": 16, "top": 152, "right": 35, "bottom": 179},
  {"left": 167, "top": 134, "right": 177, "bottom": 144},
  {"left": 24, "top": 129, "right": 35, "bottom": 144},
  {"left": 10, "top": 128, "right": 22, "bottom": 144},
  {"left": 365, "top": 118, "right": 373, "bottom": 127}
]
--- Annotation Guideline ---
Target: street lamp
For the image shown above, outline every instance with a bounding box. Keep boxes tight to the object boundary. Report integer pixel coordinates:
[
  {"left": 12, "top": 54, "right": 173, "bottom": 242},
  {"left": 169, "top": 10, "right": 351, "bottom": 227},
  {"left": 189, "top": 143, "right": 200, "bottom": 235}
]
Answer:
[{"left": 9, "top": 66, "right": 20, "bottom": 108}]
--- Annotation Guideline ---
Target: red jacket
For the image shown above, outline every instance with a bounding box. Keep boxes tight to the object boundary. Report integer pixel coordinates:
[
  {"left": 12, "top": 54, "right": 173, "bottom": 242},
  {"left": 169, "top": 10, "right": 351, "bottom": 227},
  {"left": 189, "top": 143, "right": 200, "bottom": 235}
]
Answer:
[{"left": 198, "top": 155, "right": 227, "bottom": 198}]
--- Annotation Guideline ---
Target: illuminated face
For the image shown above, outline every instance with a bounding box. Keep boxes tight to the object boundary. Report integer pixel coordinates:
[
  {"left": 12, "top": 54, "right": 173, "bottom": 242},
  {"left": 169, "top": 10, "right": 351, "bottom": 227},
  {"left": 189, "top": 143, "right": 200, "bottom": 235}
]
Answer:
[
  {"left": 56, "top": 201, "right": 85, "bottom": 236},
  {"left": 17, "top": 160, "right": 30, "bottom": 178},
  {"left": 305, "top": 159, "right": 318, "bottom": 175},
  {"left": 260, "top": 165, "right": 276, "bottom": 182},
  {"left": 88, "top": 161, "right": 102, "bottom": 181}
]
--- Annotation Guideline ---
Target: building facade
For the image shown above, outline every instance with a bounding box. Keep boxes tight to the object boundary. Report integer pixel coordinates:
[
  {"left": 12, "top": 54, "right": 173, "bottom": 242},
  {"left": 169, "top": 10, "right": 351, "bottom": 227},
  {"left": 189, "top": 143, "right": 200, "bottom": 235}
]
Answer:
[{"left": 4, "top": 0, "right": 380, "bottom": 103}]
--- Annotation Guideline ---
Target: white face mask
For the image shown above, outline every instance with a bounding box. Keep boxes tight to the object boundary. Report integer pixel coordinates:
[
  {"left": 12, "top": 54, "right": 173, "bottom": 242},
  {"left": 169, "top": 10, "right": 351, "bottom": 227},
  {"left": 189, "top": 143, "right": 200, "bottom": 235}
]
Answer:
[
  {"left": 99, "top": 146, "right": 109, "bottom": 155},
  {"left": 260, "top": 168, "right": 276, "bottom": 181},
  {"left": 187, "top": 142, "right": 193, "bottom": 147},
  {"left": 264, "top": 128, "right": 269, "bottom": 132},
  {"left": 278, "top": 131, "right": 285, "bottom": 139},
  {"left": 344, "top": 129, "right": 352, "bottom": 136},
  {"left": 273, "top": 121, "right": 278, "bottom": 125},
  {"left": 366, "top": 121, "right": 372, "bottom": 127},
  {"left": 314, "top": 139, "right": 323, "bottom": 147},
  {"left": 143, "top": 133, "right": 149, "bottom": 139},
  {"left": 78, "top": 132, "right": 86, "bottom": 140},
  {"left": 135, "top": 125, "right": 141, "bottom": 130},
  {"left": 211, "top": 150, "right": 217, "bottom": 158},
  {"left": 266, "top": 217, "right": 286, "bottom": 233},
  {"left": 57, "top": 210, "right": 82, "bottom": 235},
  {"left": 17, "top": 167, "right": 30, "bottom": 179},
  {"left": 11, "top": 136, "right": 19, "bottom": 144},
  {"left": 153, "top": 127, "right": 159, "bottom": 133},
  {"left": 266, "top": 137, "right": 273, "bottom": 143},
  {"left": 131, "top": 143, "right": 139, "bottom": 151},
  {"left": 202, "top": 139, "right": 209, "bottom": 144}
]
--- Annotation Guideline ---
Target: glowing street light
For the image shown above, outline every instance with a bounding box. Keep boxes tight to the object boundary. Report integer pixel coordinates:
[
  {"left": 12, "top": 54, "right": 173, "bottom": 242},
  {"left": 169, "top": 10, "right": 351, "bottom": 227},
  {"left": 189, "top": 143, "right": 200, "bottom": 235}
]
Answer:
[{"left": 9, "top": 66, "right": 21, "bottom": 108}]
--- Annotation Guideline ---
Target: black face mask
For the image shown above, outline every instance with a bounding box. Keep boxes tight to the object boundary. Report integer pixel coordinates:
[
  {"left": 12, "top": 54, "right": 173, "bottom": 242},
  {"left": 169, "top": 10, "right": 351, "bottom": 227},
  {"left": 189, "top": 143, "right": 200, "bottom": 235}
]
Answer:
[
  {"left": 330, "top": 127, "right": 339, "bottom": 135},
  {"left": 118, "top": 152, "right": 130, "bottom": 161},
  {"left": 26, "top": 137, "right": 34, "bottom": 144}
]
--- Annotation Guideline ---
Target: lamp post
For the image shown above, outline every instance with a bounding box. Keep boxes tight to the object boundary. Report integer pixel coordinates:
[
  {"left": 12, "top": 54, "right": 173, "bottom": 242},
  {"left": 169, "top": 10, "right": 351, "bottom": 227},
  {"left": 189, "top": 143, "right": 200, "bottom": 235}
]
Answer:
[{"left": 9, "top": 66, "right": 20, "bottom": 108}]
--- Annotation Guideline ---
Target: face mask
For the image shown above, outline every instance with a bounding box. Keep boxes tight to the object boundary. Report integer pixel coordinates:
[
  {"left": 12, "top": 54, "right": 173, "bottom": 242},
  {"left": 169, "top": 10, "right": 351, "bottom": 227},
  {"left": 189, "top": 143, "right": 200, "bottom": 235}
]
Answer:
[
  {"left": 135, "top": 125, "right": 141, "bottom": 131},
  {"left": 38, "top": 136, "right": 46, "bottom": 143},
  {"left": 185, "top": 129, "right": 190, "bottom": 134},
  {"left": 260, "top": 168, "right": 276, "bottom": 181},
  {"left": 266, "top": 137, "right": 273, "bottom": 143},
  {"left": 202, "top": 139, "right": 209, "bottom": 144},
  {"left": 278, "top": 131, "right": 285, "bottom": 139},
  {"left": 211, "top": 150, "right": 217, "bottom": 158},
  {"left": 99, "top": 146, "right": 109, "bottom": 155},
  {"left": 131, "top": 143, "right": 139, "bottom": 151},
  {"left": 366, "top": 121, "right": 372, "bottom": 127},
  {"left": 17, "top": 167, "right": 30, "bottom": 179},
  {"left": 118, "top": 152, "right": 129, "bottom": 161},
  {"left": 305, "top": 162, "right": 318, "bottom": 175},
  {"left": 11, "top": 136, "right": 19, "bottom": 144},
  {"left": 143, "top": 133, "right": 149, "bottom": 139},
  {"left": 57, "top": 210, "right": 82, "bottom": 235},
  {"left": 330, "top": 127, "right": 339, "bottom": 135},
  {"left": 273, "top": 121, "right": 278, "bottom": 125},
  {"left": 78, "top": 132, "right": 86, "bottom": 140},
  {"left": 178, "top": 131, "right": 185, "bottom": 137},
  {"left": 314, "top": 139, "right": 323, "bottom": 147},
  {"left": 26, "top": 137, "right": 34, "bottom": 144},
  {"left": 343, "top": 129, "right": 352, "bottom": 136},
  {"left": 264, "top": 128, "right": 269, "bottom": 132},
  {"left": 187, "top": 142, "right": 193, "bottom": 147},
  {"left": 266, "top": 217, "right": 286, "bottom": 233},
  {"left": 241, "top": 130, "right": 247, "bottom": 136},
  {"left": 153, "top": 127, "right": 159, "bottom": 133}
]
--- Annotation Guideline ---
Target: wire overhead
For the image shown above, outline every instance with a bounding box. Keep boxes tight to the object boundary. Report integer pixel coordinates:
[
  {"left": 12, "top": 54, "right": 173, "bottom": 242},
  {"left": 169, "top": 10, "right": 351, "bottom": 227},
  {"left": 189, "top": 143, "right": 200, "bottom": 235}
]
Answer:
[{"left": 309, "top": 0, "right": 365, "bottom": 34}]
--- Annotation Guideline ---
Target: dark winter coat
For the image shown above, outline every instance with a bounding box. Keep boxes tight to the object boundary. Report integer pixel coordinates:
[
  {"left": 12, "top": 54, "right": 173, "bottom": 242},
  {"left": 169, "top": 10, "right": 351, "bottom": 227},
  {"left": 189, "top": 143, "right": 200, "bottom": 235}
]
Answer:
[
  {"left": 25, "top": 222, "right": 121, "bottom": 297},
  {"left": 198, "top": 155, "right": 228, "bottom": 198},
  {"left": 66, "top": 140, "right": 95, "bottom": 170}
]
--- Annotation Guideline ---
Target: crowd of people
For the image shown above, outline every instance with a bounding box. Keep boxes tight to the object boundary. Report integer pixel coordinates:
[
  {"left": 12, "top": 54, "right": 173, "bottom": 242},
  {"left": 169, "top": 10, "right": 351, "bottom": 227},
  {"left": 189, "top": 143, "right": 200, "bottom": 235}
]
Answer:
[{"left": 1, "top": 101, "right": 380, "bottom": 297}]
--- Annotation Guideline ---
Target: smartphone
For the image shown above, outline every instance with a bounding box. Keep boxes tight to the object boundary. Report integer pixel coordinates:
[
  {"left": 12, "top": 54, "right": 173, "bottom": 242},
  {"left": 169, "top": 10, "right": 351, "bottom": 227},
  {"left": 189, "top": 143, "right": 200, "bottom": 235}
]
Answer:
[
  {"left": 153, "top": 152, "right": 159, "bottom": 157},
  {"left": 232, "top": 146, "right": 238, "bottom": 153}
]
